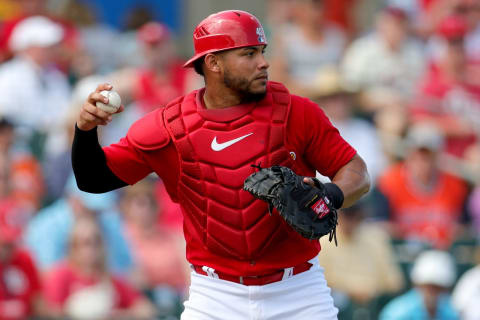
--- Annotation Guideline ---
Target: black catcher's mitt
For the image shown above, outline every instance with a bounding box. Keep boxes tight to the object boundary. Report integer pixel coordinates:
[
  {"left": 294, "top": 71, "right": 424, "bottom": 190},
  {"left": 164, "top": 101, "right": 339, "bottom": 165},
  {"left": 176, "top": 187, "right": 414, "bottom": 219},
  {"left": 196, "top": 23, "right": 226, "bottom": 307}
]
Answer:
[{"left": 243, "top": 165, "right": 339, "bottom": 243}]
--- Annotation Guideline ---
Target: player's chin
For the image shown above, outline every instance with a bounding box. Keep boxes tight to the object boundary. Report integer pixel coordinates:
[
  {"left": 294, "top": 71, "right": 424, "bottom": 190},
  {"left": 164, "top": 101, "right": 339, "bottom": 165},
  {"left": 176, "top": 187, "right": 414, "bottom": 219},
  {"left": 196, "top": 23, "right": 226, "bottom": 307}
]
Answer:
[{"left": 250, "top": 79, "right": 268, "bottom": 94}]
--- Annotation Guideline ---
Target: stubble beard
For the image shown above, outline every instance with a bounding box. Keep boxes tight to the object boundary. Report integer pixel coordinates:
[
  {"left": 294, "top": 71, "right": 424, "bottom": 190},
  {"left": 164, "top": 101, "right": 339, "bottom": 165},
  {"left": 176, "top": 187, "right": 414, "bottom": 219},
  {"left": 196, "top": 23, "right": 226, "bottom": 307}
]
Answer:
[{"left": 223, "top": 69, "right": 267, "bottom": 103}]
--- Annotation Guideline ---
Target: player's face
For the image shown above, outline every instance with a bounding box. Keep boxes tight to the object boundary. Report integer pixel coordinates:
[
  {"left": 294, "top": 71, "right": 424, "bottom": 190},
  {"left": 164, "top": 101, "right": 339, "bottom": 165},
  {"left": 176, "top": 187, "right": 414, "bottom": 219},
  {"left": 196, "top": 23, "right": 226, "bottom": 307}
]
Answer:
[{"left": 219, "top": 45, "right": 269, "bottom": 102}]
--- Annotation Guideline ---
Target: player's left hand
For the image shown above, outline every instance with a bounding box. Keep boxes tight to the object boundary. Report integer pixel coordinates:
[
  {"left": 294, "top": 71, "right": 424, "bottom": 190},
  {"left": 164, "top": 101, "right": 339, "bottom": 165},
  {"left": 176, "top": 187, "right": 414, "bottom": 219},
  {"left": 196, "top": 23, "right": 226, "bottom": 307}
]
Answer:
[{"left": 244, "top": 165, "right": 339, "bottom": 242}]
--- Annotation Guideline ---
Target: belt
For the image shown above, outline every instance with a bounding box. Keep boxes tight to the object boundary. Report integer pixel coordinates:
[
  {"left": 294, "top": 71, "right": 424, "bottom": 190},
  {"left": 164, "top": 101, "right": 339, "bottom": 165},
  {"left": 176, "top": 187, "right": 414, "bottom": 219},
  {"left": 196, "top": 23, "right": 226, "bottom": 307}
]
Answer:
[{"left": 192, "top": 261, "right": 313, "bottom": 286}]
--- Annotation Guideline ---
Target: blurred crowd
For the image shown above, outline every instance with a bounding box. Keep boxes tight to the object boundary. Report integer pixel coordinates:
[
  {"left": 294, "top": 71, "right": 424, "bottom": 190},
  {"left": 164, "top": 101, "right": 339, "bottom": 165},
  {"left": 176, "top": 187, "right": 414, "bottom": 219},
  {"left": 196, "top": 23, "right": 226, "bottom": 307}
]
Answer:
[{"left": 0, "top": 0, "right": 479, "bottom": 319}]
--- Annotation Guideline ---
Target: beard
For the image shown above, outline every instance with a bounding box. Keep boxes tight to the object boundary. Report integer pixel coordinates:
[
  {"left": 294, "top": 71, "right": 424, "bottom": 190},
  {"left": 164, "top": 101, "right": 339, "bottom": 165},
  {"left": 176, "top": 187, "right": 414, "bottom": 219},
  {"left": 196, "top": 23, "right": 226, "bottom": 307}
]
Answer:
[{"left": 223, "top": 69, "right": 267, "bottom": 103}]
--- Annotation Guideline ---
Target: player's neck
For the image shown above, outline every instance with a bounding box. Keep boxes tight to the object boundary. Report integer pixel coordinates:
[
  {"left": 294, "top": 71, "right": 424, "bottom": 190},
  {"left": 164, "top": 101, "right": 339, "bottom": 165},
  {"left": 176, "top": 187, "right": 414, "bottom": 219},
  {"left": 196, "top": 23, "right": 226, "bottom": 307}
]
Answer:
[{"left": 203, "top": 86, "right": 242, "bottom": 110}]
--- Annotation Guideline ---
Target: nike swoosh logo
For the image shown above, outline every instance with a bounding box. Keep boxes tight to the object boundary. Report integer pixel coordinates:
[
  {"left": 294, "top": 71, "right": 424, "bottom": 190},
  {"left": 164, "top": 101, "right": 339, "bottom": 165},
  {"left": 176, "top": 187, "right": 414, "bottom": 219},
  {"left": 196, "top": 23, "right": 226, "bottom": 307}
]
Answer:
[{"left": 211, "top": 133, "right": 253, "bottom": 151}]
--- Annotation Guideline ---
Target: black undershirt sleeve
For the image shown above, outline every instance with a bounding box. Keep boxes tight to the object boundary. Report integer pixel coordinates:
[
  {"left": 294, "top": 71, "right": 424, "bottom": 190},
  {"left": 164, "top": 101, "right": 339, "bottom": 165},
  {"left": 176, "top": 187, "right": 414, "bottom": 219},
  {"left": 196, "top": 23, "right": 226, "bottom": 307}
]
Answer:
[{"left": 71, "top": 124, "right": 127, "bottom": 193}]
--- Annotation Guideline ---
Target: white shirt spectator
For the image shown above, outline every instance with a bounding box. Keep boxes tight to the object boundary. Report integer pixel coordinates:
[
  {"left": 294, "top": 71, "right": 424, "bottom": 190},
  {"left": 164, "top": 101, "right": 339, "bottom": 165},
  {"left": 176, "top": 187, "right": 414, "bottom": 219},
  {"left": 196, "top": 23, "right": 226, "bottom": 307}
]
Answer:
[
  {"left": 334, "top": 118, "right": 387, "bottom": 184},
  {"left": 281, "top": 24, "right": 346, "bottom": 87},
  {"left": 0, "top": 56, "right": 70, "bottom": 132},
  {"left": 451, "top": 266, "right": 480, "bottom": 320},
  {"left": 342, "top": 33, "right": 425, "bottom": 98}
]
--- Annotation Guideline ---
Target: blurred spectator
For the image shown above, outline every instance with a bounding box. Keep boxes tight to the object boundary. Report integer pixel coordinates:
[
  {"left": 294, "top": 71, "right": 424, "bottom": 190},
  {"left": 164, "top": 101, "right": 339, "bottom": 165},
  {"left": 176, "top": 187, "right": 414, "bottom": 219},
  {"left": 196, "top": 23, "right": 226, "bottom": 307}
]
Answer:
[
  {"left": 319, "top": 200, "right": 404, "bottom": 318},
  {"left": 0, "top": 16, "right": 71, "bottom": 159},
  {"left": 468, "top": 186, "right": 480, "bottom": 238},
  {"left": 413, "top": 0, "right": 480, "bottom": 40},
  {"left": 57, "top": 0, "right": 118, "bottom": 76},
  {"left": 264, "top": 0, "right": 295, "bottom": 42},
  {"left": 460, "top": 0, "right": 480, "bottom": 62},
  {"left": 0, "top": 117, "right": 44, "bottom": 218},
  {"left": 0, "top": 0, "right": 80, "bottom": 68},
  {"left": 465, "top": 141, "right": 480, "bottom": 235},
  {"left": 411, "top": 14, "right": 480, "bottom": 158},
  {"left": 42, "top": 75, "right": 118, "bottom": 201},
  {"left": 341, "top": 6, "right": 425, "bottom": 144},
  {"left": 24, "top": 176, "right": 133, "bottom": 274},
  {"left": 0, "top": 202, "right": 49, "bottom": 320},
  {"left": 43, "top": 216, "right": 156, "bottom": 320},
  {"left": 269, "top": 0, "right": 347, "bottom": 97},
  {"left": 8, "top": 158, "right": 44, "bottom": 212},
  {"left": 112, "top": 5, "right": 156, "bottom": 70},
  {"left": 323, "top": 0, "right": 357, "bottom": 36},
  {"left": 121, "top": 178, "right": 189, "bottom": 316},
  {"left": 111, "top": 21, "right": 201, "bottom": 115},
  {"left": 377, "top": 123, "right": 468, "bottom": 249},
  {"left": 451, "top": 251, "right": 480, "bottom": 320},
  {"left": 314, "top": 66, "right": 387, "bottom": 183},
  {"left": 123, "top": 179, "right": 188, "bottom": 290},
  {"left": 379, "top": 249, "right": 459, "bottom": 319}
]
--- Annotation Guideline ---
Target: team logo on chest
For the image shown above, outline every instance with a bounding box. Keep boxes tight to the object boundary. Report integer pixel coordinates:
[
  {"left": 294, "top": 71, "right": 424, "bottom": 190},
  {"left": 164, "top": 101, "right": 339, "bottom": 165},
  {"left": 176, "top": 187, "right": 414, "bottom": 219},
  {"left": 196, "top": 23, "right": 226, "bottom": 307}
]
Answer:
[{"left": 211, "top": 133, "right": 253, "bottom": 151}]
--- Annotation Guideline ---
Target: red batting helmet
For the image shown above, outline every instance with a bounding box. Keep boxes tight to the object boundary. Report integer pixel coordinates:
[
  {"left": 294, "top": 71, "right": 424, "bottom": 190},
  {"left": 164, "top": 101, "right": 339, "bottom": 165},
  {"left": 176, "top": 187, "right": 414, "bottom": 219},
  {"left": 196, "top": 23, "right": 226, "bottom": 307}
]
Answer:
[{"left": 183, "top": 10, "right": 267, "bottom": 68}]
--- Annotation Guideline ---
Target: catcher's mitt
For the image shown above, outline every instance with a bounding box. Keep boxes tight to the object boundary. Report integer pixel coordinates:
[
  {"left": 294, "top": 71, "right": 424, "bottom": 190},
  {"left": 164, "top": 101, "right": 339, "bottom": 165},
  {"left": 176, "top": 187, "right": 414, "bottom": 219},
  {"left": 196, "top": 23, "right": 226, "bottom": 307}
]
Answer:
[{"left": 243, "top": 165, "right": 339, "bottom": 243}]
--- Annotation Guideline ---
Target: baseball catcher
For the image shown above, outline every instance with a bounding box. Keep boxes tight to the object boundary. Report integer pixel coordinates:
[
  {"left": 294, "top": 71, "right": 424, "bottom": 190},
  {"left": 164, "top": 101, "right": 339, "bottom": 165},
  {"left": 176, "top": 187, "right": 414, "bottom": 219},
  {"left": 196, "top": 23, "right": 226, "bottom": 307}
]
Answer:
[
  {"left": 244, "top": 165, "right": 342, "bottom": 243},
  {"left": 72, "top": 9, "right": 371, "bottom": 319}
]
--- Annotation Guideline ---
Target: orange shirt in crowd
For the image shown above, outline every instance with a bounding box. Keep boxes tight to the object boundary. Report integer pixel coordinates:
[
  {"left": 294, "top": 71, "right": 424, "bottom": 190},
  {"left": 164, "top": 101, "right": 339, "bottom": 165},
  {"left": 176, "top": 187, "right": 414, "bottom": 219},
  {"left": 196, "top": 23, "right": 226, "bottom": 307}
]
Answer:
[{"left": 378, "top": 163, "right": 468, "bottom": 249}]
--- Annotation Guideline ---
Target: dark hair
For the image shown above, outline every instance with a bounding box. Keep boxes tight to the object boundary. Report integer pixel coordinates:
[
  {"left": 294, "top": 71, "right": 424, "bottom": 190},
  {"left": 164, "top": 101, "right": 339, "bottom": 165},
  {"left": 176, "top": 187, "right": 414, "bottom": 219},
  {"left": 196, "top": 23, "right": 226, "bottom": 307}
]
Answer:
[
  {"left": 193, "top": 57, "right": 205, "bottom": 76},
  {"left": 0, "top": 117, "right": 13, "bottom": 131}
]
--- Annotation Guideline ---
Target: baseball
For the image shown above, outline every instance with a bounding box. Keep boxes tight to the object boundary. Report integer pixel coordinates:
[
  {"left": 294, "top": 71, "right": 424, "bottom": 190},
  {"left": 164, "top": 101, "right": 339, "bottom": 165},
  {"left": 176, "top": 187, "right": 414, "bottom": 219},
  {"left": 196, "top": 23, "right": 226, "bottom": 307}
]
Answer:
[{"left": 96, "top": 90, "right": 122, "bottom": 114}]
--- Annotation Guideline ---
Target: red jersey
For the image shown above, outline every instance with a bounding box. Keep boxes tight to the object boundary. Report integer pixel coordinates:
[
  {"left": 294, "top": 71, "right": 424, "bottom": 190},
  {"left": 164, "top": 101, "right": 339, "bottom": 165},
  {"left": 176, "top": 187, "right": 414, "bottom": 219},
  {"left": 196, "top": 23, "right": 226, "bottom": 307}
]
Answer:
[
  {"left": 0, "top": 249, "right": 41, "bottom": 320},
  {"left": 133, "top": 62, "right": 190, "bottom": 113},
  {"left": 103, "top": 82, "right": 356, "bottom": 275},
  {"left": 43, "top": 262, "right": 140, "bottom": 311},
  {"left": 411, "top": 63, "right": 480, "bottom": 157}
]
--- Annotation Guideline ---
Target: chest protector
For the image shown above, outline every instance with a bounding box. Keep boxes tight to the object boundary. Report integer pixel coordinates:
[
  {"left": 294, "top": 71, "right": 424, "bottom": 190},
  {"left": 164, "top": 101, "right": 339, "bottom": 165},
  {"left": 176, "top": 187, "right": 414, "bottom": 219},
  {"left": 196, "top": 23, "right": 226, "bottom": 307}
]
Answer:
[{"left": 163, "top": 82, "right": 299, "bottom": 260}]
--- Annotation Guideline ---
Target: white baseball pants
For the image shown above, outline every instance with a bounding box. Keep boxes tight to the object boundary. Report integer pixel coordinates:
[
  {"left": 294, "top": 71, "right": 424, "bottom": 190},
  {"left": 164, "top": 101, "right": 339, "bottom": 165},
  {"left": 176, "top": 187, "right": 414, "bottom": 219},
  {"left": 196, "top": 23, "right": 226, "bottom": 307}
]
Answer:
[{"left": 181, "top": 257, "right": 338, "bottom": 320}]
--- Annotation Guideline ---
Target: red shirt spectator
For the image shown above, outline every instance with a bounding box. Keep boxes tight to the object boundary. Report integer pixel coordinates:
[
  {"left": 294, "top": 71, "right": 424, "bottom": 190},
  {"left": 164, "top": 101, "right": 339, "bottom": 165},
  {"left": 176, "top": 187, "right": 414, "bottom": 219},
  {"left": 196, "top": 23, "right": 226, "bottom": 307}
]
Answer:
[
  {"left": 121, "top": 179, "right": 189, "bottom": 292},
  {"left": 133, "top": 22, "right": 196, "bottom": 113},
  {"left": 44, "top": 262, "right": 140, "bottom": 311},
  {"left": 411, "top": 63, "right": 480, "bottom": 157},
  {"left": 42, "top": 217, "right": 155, "bottom": 319},
  {"left": 0, "top": 207, "right": 41, "bottom": 320},
  {"left": 133, "top": 62, "right": 191, "bottom": 113},
  {"left": 411, "top": 15, "right": 480, "bottom": 157}
]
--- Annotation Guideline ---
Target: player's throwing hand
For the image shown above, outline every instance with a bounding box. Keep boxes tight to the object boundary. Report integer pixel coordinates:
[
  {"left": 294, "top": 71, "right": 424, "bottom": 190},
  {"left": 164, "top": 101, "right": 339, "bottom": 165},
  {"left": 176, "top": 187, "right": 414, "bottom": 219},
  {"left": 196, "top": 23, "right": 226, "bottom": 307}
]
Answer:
[{"left": 77, "top": 83, "right": 124, "bottom": 131}]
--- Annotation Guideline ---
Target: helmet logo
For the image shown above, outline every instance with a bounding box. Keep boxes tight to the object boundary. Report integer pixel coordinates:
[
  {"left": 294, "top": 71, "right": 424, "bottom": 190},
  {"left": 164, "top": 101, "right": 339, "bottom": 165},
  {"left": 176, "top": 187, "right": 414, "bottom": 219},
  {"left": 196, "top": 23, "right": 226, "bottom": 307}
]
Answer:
[{"left": 256, "top": 27, "right": 266, "bottom": 43}]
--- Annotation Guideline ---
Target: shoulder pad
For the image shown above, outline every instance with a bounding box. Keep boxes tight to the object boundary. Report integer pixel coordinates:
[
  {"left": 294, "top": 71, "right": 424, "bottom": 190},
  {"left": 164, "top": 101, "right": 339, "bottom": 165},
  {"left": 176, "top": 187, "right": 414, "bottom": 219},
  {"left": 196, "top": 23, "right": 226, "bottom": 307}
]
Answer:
[{"left": 127, "top": 109, "right": 170, "bottom": 151}]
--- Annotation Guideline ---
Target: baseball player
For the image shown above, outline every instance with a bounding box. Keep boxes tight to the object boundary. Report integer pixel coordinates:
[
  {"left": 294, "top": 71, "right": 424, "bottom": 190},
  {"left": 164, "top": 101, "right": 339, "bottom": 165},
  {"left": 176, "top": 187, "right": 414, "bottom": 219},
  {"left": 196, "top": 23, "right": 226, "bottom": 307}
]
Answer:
[{"left": 72, "top": 10, "right": 370, "bottom": 319}]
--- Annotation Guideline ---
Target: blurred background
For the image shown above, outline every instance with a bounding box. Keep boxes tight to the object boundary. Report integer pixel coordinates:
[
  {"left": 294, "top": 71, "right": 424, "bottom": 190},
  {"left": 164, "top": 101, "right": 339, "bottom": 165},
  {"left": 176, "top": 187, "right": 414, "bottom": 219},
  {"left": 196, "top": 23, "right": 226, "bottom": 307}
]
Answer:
[{"left": 0, "top": 0, "right": 479, "bottom": 319}]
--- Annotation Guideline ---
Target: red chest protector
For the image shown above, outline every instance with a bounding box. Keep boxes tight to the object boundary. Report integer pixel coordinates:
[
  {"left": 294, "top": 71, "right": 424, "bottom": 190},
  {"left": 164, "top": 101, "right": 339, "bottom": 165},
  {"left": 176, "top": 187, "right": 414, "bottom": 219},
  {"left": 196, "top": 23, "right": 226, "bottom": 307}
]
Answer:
[
  {"left": 129, "top": 82, "right": 320, "bottom": 273},
  {"left": 162, "top": 82, "right": 313, "bottom": 261}
]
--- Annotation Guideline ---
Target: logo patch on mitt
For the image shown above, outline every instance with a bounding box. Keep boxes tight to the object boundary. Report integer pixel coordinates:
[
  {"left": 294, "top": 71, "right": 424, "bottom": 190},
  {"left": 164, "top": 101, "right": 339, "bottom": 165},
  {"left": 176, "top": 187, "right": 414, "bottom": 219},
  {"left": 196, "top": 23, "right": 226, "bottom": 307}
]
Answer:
[{"left": 310, "top": 197, "right": 330, "bottom": 219}]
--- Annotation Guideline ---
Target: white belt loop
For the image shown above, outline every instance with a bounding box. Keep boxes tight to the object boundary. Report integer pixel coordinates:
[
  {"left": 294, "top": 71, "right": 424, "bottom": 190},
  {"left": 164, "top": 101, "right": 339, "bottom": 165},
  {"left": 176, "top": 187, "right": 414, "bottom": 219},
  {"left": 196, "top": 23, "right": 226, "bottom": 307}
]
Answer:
[
  {"left": 282, "top": 267, "right": 294, "bottom": 280},
  {"left": 202, "top": 266, "right": 219, "bottom": 279}
]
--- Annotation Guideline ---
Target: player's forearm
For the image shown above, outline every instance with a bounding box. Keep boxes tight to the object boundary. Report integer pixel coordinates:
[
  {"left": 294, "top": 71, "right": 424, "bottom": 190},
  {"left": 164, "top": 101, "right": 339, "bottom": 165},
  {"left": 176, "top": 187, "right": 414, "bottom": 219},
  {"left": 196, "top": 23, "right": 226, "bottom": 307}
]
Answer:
[
  {"left": 331, "top": 154, "right": 371, "bottom": 208},
  {"left": 71, "top": 124, "right": 127, "bottom": 193}
]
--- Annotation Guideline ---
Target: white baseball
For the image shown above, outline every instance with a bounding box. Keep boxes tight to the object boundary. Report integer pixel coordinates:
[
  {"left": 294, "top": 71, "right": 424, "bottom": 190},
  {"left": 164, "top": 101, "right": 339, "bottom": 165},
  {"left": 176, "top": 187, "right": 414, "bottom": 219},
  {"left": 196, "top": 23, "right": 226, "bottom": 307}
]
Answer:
[{"left": 96, "top": 90, "right": 122, "bottom": 114}]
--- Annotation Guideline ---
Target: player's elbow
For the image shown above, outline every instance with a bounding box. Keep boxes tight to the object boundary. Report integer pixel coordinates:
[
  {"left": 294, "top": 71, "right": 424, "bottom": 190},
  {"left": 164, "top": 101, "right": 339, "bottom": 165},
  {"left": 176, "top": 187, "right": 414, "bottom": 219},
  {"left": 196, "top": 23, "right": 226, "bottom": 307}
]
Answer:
[
  {"left": 355, "top": 155, "right": 371, "bottom": 196},
  {"left": 360, "top": 171, "right": 371, "bottom": 196},
  {"left": 73, "top": 174, "right": 106, "bottom": 194}
]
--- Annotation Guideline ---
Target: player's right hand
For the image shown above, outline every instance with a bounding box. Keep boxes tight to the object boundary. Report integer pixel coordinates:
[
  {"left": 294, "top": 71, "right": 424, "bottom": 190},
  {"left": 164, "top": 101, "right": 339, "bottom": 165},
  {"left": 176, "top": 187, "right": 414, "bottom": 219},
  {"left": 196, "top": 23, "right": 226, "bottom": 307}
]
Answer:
[{"left": 76, "top": 83, "right": 124, "bottom": 131}]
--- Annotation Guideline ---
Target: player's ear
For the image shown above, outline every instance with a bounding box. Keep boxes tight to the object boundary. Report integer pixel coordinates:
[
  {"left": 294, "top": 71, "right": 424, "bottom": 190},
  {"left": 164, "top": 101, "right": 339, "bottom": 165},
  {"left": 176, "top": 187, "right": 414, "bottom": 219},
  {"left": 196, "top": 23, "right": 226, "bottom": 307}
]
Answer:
[{"left": 204, "top": 53, "right": 222, "bottom": 73}]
